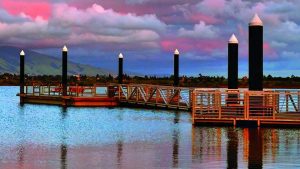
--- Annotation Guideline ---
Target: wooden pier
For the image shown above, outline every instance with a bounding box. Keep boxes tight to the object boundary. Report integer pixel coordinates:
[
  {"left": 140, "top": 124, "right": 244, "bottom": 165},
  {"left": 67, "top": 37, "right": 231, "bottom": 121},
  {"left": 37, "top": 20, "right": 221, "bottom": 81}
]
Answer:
[
  {"left": 19, "top": 84, "right": 300, "bottom": 127},
  {"left": 192, "top": 89, "right": 300, "bottom": 127},
  {"left": 20, "top": 84, "right": 193, "bottom": 110}
]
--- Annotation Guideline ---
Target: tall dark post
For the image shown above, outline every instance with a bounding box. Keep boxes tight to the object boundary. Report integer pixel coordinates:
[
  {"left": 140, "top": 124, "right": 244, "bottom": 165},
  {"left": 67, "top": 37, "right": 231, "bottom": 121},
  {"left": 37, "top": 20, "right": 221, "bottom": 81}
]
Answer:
[
  {"left": 174, "top": 49, "right": 179, "bottom": 86},
  {"left": 118, "top": 53, "right": 123, "bottom": 84},
  {"left": 62, "top": 45, "right": 68, "bottom": 96},
  {"left": 249, "top": 14, "right": 263, "bottom": 91},
  {"left": 20, "top": 50, "right": 25, "bottom": 95},
  {"left": 228, "top": 34, "right": 239, "bottom": 89}
]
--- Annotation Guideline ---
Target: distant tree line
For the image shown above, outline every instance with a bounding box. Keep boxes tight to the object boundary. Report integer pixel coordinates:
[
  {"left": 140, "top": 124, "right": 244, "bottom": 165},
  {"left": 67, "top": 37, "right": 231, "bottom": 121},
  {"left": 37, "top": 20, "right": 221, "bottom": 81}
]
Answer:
[{"left": 1, "top": 73, "right": 300, "bottom": 88}]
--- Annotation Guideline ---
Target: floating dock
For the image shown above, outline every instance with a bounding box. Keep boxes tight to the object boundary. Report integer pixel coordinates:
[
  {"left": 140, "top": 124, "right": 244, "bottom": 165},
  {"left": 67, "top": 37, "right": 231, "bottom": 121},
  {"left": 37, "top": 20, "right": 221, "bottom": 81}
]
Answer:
[
  {"left": 19, "top": 84, "right": 300, "bottom": 127},
  {"left": 192, "top": 89, "right": 300, "bottom": 127},
  {"left": 20, "top": 84, "right": 192, "bottom": 110}
]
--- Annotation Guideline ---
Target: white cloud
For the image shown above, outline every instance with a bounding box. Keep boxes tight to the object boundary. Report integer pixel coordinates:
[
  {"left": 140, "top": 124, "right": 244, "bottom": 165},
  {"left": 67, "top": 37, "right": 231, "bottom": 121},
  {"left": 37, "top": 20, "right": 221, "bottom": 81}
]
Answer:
[
  {"left": 178, "top": 21, "right": 219, "bottom": 39},
  {"left": 0, "top": 3, "right": 167, "bottom": 49},
  {"left": 270, "top": 41, "right": 287, "bottom": 48},
  {"left": 282, "top": 51, "right": 300, "bottom": 58},
  {"left": 125, "top": 0, "right": 150, "bottom": 4}
]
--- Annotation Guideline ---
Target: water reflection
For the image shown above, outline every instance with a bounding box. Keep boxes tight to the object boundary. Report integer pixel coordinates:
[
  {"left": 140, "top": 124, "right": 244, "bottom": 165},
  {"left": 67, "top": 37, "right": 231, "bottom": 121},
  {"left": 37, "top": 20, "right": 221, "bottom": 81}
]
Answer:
[
  {"left": 17, "top": 144, "right": 24, "bottom": 169},
  {"left": 17, "top": 105, "right": 25, "bottom": 169},
  {"left": 191, "top": 127, "right": 300, "bottom": 168},
  {"left": 61, "top": 107, "right": 68, "bottom": 119},
  {"left": 60, "top": 144, "right": 67, "bottom": 169},
  {"left": 227, "top": 127, "right": 238, "bottom": 169},
  {"left": 117, "top": 140, "right": 123, "bottom": 167},
  {"left": 2, "top": 87, "right": 300, "bottom": 168},
  {"left": 248, "top": 128, "right": 263, "bottom": 169},
  {"left": 60, "top": 108, "right": 68, "bottom": 169},
  {"left": 172, "top": 111, "right": 180, "bottom": 168}
]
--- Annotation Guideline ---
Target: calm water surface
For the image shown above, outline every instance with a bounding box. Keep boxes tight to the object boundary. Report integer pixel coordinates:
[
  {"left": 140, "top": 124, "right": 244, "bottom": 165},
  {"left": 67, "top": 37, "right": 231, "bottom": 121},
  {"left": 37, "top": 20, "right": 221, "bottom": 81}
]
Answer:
[{"left": 1, "top": 87, "right": 300, "bottom": 169}]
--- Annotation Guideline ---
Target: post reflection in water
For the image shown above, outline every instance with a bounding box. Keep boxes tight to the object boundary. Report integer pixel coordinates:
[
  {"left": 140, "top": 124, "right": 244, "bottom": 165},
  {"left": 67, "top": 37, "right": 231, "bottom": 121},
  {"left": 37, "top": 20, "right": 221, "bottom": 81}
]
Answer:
[
  {"left": 61, "top": 107, "right": 68, "bottom": 119},
  {"left": 60, "top": 144, "right": 68, "bottom": 169},
  {"left": 192, "top": 127, "right": 267, "bottom": 168},
  {"left": 117, "top": 110, "right": 124, "bottom": 168},
  {"left": 60, "top": 109, "right": 68, "bottom": 169},
  {"left": 191, "top": 127, "right": 225, "bottom": 168},
  {"left": 248, "top": 128, "right": 263, "bottom": 169},
  {"left": 17, "top": 144, "right": 24, "bottom": 169},
  {"left": 172, "top": 111, "right": 180, "bottom": 168},
  {"left": 17, "top": 105, "right": 25, "bottom": 169},
  {"left": 227, "top": 127, "right": 238, "bottom": 169},
  {"left": 117, "top": 140, "right": 123, "bottom": 167}
]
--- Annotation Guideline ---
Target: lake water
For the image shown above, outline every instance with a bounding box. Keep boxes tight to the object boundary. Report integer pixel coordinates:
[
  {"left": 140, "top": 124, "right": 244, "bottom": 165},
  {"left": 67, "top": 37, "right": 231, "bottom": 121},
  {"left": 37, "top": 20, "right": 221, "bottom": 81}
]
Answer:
[{"left": 1, "top": 86, "right": 300, "bottom": 169}]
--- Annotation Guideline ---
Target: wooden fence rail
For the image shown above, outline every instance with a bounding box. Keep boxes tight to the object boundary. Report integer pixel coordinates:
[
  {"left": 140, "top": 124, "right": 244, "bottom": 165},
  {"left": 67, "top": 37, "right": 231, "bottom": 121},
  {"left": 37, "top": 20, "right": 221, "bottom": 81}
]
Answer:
[{"left": 192, "top": 89, "right": 300, "bottom": 125}]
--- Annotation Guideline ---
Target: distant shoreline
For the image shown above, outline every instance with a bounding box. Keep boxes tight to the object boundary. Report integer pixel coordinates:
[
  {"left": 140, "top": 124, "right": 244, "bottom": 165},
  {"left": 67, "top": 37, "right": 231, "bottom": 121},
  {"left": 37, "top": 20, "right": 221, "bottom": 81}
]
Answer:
[{"left": 1, "top": 73, "right": 300, "bottom": 89}]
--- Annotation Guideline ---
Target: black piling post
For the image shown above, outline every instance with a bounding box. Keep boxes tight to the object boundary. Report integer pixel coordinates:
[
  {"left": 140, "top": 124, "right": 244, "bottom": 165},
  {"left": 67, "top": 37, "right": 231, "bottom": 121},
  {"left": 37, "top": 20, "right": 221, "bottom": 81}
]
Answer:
[
  {"left": 20, "top": 50, "right": 25, "bottom": 95},
  {"left": 249, "top": 14, "right": 263, "bottom": 91},
  {"left": 228, "top": 34, "right": 239, "bottom": 89},
  {"left": 118, "top": 53, "right": 123, "bottom": 84},
  {"left": 174, "top": 49, "right": 179, "bottom": 87},
  {"left": 62, "top": 45, "right": 68, "bottom": 96}
]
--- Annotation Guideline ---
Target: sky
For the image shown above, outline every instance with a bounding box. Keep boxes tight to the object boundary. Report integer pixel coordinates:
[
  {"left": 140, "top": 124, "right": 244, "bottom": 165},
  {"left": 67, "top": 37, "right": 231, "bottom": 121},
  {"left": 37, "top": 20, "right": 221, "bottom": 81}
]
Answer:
[{"left": 0, "top": 0, "right": 300, "bottom": 77}]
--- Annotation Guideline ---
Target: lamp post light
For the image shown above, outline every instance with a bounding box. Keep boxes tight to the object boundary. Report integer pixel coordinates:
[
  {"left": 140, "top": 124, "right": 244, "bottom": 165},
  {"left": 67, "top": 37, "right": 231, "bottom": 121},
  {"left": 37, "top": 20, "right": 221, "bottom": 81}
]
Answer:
[
  {"left": 20, "top": 50, "right": 25, "bottom": 95},
  {"left": 228, "top": 34, "right": 239, "bottom": 89},
  {"left": 62, "top": 45, "right": 68, "bottom": 96},
  {"left": 249, "top": 14, "right": 263, "bottom": 91},
  {"left": 118, "top": 53, "right": 123, "bottom": 84},
  {"left": 174, "top": 49, "right": 179, "bottom": 87}
]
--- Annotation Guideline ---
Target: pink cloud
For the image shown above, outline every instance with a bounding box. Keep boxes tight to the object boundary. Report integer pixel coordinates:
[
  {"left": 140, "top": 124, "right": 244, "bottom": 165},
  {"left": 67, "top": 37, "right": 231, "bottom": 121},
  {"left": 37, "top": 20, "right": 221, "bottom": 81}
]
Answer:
[
  {"left": 161, "top": 38, "right": 224, "bottom": 54},
  {"left": 264, "top": 42, "right": 278, "bottom": 59},
  {"left": 199, "top": 0, "right": 225, "bottom": 10},
  {"left": 190, "top": 13, "right": 221, "bottom": 24},
  {"left": 1, "top": 0, "right": 51, "bottom": 20}
]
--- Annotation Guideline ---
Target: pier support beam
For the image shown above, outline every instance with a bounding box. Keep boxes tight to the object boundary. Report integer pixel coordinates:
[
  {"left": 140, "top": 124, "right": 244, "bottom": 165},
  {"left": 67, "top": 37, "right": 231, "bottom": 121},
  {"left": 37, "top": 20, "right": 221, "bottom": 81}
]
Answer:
[
  {"left": 228, "top": 34, "right": 239, "bottom": 89},
  {"left": 174, "top": 49, "right": 179, "bottom": 87},
  {"left": 249, "top": 14, "right": 263, "bottom": 91},
  {"left": 118, "top": 53, "right": 123, "bottom": 84},
  {"left": 62, "top": 46, "right": 68, "bottom": 96},
  {"left": 20, "top": 50, "right": 25, "bottom": 103},
  {"left": 20, "top": 50, "right": 25, "bottom": 95}
]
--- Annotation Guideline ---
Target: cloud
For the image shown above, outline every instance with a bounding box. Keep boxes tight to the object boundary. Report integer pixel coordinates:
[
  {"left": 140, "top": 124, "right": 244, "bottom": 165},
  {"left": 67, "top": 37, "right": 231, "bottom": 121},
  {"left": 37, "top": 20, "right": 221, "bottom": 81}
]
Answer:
[
  {"left": 0, "top": 3, "right": 166, "bottom": 49},
  {"left": 196, "top": 0, "right": 226, "bottom": 16},
  {"left": 1, "top": 0, "right": 51, "bottom": 20},
  {"left": 160, "top": 38, "right": 225, "bottom": 56},
  {"left": 270, "top": 41, "right": 287, "bottom": 48},
  {"left": 282, "top": 51, "right": 300, "bottom": 59},
  {"left": 269, "top": 21, "right": 300, "bottom": 43},
  {"left": 125, "top": 0, "right": 150, "bottom": 5},
  {"left": 178, "top": 21, "right": 219, "bottom": 39}
]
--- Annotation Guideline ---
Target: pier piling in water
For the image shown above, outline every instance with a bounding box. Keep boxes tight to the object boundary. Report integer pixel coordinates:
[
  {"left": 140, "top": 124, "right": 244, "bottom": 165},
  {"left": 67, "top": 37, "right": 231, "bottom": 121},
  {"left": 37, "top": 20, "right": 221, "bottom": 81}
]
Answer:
[
  {"left": 249, "top": 14, "right": 263, "bottom": 91},
  {"left": 62, "top": 46, "right": 68, "bottom": 96},
  {"left": 228, "top": 34, "right": 239, "bottom": 89},
  {"left": 174, "top": 49, "right": 179, "bottom": 87},
  {"left": 118, "top": 53, "right": 123, "bottom": 84},
  {"left": 20, "top": 50, "right": 25, "bottom": 95}
]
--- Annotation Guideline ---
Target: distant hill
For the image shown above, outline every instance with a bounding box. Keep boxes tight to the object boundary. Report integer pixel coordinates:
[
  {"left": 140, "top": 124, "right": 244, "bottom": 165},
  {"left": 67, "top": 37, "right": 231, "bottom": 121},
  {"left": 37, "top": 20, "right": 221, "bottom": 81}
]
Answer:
[{"left": 0, "top": 46, "right": 114, "bottom": 76}]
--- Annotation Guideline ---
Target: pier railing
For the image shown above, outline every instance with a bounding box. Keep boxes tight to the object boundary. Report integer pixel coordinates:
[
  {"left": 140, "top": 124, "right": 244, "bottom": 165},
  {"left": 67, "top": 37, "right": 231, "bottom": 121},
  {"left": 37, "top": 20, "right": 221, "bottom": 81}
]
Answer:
[
  {"left": 23, "top": 84, "right": 194, "bottom": 110},
  {"left": 117, "top": 84, "right": 193, "bottom": 110},
  {"left": 23, "top": 84, "right": 109, "bottom": 97},
  {"left": 192, "top": 89, "right": 300, "bottom": 123},
  {"left": 23, "top": 84, "right": 300, "bottom": 114}
]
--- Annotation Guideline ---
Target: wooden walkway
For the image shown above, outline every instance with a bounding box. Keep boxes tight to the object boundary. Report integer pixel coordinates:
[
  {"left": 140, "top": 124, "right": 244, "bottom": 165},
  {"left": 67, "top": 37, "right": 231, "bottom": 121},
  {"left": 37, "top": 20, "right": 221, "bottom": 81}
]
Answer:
[
  {"left": 192, "top": 89, "right": 300, "bottom": 127},
  {"left": 117, "top": 84, "right": 192, "bottom": 110},
  {"left": 20, "top": 84, "right": 193, "bottom": 109},
  {"left": 19, "top": 84, "right": 300, "bottom": 127}
]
